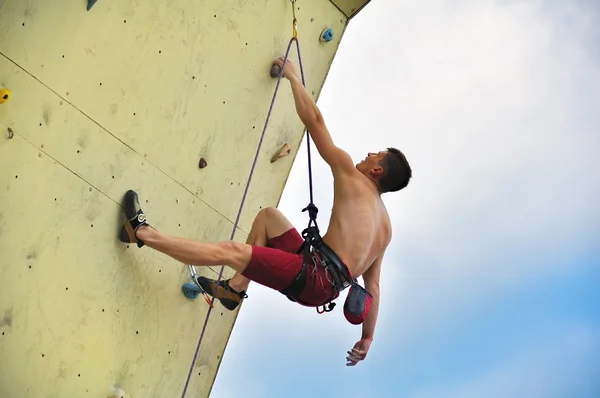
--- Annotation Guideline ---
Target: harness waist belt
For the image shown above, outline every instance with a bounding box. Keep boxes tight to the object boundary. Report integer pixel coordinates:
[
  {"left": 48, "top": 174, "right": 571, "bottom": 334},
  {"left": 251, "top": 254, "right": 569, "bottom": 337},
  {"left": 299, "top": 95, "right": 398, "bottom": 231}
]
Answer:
[{"left": 280, "top": 232, "right": 352, "bottom": 303}]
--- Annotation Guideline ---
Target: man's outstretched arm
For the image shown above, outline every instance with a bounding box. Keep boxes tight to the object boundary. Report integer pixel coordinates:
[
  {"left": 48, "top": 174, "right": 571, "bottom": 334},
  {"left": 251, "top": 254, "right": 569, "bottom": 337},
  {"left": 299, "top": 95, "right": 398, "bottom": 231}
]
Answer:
[{"left": 274, "top": 57, "right": 354, "bottom": 173}]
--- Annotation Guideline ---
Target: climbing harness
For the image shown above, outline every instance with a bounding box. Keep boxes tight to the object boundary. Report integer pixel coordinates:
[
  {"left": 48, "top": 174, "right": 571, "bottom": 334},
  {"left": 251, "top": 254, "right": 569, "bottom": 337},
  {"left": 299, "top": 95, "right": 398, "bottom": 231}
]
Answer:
[{"left": 181, "top": 2, "right": 310, "bottom": 396}]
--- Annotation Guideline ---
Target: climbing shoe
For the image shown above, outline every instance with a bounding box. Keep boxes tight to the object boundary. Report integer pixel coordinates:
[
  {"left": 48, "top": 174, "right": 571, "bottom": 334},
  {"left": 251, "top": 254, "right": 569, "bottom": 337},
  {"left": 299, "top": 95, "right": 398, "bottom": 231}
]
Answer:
[
  {"left": 119, "top": 190, "right": 149, "bottom": 248},
  {"left": 195, "top": 276, "right": 248, "bottom": 311}
]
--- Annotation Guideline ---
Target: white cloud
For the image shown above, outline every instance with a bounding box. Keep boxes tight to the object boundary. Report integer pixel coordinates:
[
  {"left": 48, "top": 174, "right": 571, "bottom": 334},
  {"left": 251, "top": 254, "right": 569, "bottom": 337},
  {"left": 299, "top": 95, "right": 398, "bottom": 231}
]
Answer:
[{"left": 213, "top": 1, "right": 600, "bottom": 396}]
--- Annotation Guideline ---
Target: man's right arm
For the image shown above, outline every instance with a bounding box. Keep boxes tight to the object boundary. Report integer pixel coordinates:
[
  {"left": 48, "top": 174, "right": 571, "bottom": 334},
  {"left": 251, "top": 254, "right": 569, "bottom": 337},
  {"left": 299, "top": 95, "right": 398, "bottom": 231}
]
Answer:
[{"left": 278, "top": 58, "right": 354, "bottom": 174}]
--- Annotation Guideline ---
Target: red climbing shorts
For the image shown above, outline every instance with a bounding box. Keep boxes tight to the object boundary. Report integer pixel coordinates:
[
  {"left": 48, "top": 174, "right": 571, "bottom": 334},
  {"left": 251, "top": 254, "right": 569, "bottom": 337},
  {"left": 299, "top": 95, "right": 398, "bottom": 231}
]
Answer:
[{"left": 242, "top": 228, "right": 338, "bottom": 307}]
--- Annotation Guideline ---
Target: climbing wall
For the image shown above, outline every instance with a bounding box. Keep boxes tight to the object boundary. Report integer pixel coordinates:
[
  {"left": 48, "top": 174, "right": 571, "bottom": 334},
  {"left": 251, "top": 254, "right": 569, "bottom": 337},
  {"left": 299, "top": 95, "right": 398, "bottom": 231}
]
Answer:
[{"left": 0, "top": 0, "right": 368, "bottom": 397}]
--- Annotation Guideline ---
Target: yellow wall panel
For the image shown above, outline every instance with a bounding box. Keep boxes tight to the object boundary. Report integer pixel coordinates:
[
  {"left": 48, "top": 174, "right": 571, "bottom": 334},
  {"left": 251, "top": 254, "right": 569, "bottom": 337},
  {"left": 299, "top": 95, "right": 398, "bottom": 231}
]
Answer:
[
  {"left": 330, "top": 0, "right": 371, "bottom": 18},
  {"left": 0, "top": 0, "right": 348, "bottom": 232},
  {"left": 0, "top": 0, "right": 369, "bottom": 396}
]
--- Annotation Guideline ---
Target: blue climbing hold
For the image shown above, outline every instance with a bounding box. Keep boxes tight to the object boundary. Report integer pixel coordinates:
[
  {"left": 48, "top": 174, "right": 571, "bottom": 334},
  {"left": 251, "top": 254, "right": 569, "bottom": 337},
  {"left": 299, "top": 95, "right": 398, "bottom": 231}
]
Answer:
[
  {"left": 182, "top": 282, "right": 202, "bottom": 299},
  {"left": 320, "top": 28, "right": 334, "bottom": 42},
  {"left": 87, "top": 0, "right": 98, "bottom": 11}
]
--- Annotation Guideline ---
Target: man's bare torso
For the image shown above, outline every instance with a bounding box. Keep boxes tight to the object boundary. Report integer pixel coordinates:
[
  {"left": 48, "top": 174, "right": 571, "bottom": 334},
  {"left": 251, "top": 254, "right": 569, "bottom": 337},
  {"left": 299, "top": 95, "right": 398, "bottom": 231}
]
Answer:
[{"left": 321, "top": 169, "right": 392, "bottom": 279}]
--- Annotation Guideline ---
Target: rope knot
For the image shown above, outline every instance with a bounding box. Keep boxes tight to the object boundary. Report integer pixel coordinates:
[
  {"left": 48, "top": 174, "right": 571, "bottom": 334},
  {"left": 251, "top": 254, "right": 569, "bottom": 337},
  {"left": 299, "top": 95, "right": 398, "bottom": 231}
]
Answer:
[{"left": 302, "top": 202, "right": 319, "bottom": 221}]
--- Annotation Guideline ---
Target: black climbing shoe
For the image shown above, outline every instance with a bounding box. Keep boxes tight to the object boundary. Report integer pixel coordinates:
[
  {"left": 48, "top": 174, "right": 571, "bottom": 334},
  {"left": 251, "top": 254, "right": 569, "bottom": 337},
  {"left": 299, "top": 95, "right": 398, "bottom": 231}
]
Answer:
[
  {"left": 119, "top": 190, "right": 149, "bottom": 248},
  {"left": 195, "top": 276, "right": 248, "bottom": 311}
]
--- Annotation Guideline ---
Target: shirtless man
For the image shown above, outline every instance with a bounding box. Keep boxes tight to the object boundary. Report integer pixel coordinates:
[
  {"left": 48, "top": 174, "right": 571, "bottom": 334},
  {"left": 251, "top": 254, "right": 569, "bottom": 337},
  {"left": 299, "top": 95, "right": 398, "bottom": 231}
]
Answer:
[{"left": 118, "top": 56, "right": 412, "bottom": 366}]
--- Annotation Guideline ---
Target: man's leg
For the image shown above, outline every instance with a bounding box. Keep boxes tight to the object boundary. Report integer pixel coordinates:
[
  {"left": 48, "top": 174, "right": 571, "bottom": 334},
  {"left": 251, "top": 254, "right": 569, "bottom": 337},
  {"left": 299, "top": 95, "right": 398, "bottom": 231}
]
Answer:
[
  {"left": 119, "top": 190, "right": 300, "bottom": 310},
  {"left": 135, "top": 226, "right": 252, "bottom": 273},
  {"left": 194, "top": 206, "right": 300, "bottom": 310},
  {"left": 227, "top": 206, "right": 295, "bottom": 292}
]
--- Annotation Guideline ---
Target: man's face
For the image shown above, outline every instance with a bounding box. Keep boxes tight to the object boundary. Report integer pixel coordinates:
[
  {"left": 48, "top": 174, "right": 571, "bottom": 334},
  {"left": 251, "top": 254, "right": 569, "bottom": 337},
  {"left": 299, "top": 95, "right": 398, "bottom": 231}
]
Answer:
[{"left": 356, "top": 151, "right": 387, "bottom": 175}]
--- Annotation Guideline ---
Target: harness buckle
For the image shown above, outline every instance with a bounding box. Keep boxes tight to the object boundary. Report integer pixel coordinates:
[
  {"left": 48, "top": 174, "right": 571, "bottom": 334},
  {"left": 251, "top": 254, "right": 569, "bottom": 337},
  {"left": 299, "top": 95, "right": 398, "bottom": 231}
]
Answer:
[{"left": 316, "top": 302, "right": 336, "bottom": 314}]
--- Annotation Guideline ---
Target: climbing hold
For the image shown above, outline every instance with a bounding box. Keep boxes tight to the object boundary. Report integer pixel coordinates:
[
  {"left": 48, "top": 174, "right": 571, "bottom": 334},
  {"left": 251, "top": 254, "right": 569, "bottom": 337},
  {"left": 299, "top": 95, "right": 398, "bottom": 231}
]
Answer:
[
  {"left": 107, "top": 388, "right": 125, "bottom": 398},
  {"left": 198, "top": 157, "right": 207, "bottom": 168},
  {"left": 0, "top": 88, "right": 10, "bottom": 104},
  {"left": 271, "top": 143, "right": 292, "bottom": 163},
  {"left": 320, "top": 28, "right": 334, "bottom": 42},
  {"left": 182, "top": 282, "right": 202, "bottom": 299},
  {"left": 270, "top": 63, "right": 282, "bottom": 79},
  {"left": 87, "top": 0, "right": 98, "bottom": 10}
]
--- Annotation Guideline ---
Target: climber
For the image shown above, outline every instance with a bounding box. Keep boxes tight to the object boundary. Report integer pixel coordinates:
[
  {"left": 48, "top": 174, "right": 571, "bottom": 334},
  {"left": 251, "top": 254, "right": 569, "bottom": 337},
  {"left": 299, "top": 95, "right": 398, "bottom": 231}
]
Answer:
[{"left": 118, "top": 56, "right": 412, "bottom": 366}]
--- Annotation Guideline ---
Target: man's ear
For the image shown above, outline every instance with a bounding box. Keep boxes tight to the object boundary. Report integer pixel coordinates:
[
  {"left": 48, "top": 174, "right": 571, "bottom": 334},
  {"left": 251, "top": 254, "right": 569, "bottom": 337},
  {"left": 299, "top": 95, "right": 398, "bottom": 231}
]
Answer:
[{"left": 370, "top": 166, "right": 384, "bottom": 177}]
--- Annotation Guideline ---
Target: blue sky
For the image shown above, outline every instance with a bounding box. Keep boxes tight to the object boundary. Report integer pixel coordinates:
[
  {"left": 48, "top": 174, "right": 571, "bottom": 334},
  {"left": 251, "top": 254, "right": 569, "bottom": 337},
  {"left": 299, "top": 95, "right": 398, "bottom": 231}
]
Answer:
[{"left": 211, "top": 1, "right": 600, "bottom": 397}]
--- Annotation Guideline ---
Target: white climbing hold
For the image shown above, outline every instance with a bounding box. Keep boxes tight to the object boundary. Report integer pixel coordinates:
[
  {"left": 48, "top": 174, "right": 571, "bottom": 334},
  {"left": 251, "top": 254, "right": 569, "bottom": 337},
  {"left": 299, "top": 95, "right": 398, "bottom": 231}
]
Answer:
[{"left": 107, "top": 388, "right": 125, "bottom": 398}]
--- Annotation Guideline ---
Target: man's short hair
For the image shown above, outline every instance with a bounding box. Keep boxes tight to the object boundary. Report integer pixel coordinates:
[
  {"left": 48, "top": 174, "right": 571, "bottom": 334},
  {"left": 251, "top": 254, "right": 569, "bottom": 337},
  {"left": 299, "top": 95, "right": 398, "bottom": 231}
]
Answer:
[{"left": 378, "top": 147, "right": 412, "bottom": 193}]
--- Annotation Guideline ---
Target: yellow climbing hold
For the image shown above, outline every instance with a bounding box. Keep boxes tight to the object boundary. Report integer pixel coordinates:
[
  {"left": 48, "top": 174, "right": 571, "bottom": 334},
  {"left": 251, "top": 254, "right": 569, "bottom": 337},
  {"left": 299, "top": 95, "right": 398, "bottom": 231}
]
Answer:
[{"left": 0, "top": 88, "right": 10, "bottom": 104}]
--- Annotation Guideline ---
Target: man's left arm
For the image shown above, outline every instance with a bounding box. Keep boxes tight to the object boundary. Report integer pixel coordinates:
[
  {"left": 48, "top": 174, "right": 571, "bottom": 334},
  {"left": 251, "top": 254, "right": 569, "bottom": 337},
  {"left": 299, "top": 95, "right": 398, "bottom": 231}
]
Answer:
[
  {"left": 361, "top": 255, "right": 382, "bottom": 341},
  {"left": 346, "top": 254, "right": 383, "bottom": 366}
]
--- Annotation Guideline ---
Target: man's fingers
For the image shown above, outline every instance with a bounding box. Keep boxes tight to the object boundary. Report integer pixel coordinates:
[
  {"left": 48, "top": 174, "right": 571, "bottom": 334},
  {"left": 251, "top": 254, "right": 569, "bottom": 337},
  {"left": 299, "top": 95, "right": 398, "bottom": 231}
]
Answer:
[
  {"left": 346, "top": 348, "right": 366, "bottom": 366},
  {"left": 349, "top": 349, "right": 366, "bottom": 359}
]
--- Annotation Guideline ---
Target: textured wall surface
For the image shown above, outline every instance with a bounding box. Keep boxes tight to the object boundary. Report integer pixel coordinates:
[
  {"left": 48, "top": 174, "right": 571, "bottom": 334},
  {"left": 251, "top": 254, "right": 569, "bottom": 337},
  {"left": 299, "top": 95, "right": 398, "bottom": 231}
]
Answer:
[{"left": 0, "top": 0, "right": 364, "bottom": 397}]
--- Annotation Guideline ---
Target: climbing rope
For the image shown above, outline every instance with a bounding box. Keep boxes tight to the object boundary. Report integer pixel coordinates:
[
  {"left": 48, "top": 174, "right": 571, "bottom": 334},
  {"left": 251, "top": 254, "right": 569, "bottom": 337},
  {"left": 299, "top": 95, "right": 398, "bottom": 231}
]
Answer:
[{"left": 181, "top": 2, "right": 312, "bottom": 396}]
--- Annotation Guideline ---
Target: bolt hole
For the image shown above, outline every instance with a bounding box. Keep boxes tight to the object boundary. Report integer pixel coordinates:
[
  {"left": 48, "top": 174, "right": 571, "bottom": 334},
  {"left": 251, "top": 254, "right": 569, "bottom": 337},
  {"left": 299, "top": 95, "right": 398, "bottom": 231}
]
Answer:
[
  {"left": 112, "top": 176, "right": 114, "bottom": 179},
  {"left": 91, "top": 224, "right": 94, "bottom": 228},
  {"left": 192, "top": 76, "right": 196, "bottom": 79},
  {"left": 54, "top": 198, "right": 57, "bottom": 201},
  {"left": 78, "top": 374, "right": 81, "bottom": 377},
  {"left": 42, "top": 354, "right": 45, "bottom": 358},
  {"left": 159, "top": 269, "right": 161, "bottom": 272},
  {"left": 168, "top": 351, "right": 171, "bottom": 354},
  {"left": 133, "top": 112, "right": 136, "bottom": 116},
  {"left": 102, "top": 309, "right": 105, "bottom": 312},
  {"left": 159, "top": 50, "right": 162, "bottom": 54},
  {"left": 136, "top": 331, "right": 139, "bottom": 334},
  {"left": 124, "top": 20, "right": 126, "bottom": 23},
  {"left": 214, "top": 14, "right": 216, "bottom": 18},
  {"left": 62, "top": 55, "right": 64, "bottom": 58},
  {"left": 77, "top": 150, "right": 80, "bottom": 153},
  {"left": 178, "top": 224, "right": 181, "bottom": 227},
  {"left": 66, "top": 287, "right": 68, "bottom": 291},
  {"left": 99, "top": 82, "right": 102, "bottom": 86},
  {"left": 39, "top": 123, "right": 42, "bottom": 126},
  {"left": 15, "top": 175, "right": 18, "bottom": 179},
  {"left": 29, "top": 265, "right": 32, "bottom": 269}
]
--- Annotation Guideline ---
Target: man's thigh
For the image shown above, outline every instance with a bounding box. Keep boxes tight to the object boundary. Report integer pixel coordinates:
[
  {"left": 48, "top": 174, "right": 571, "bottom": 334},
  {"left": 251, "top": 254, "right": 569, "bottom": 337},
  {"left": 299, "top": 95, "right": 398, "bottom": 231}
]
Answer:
[
  {"left": 241, "top": 245, "right": 303, "bottom": 292},
  {"left": 266, "top": 227, "right": 304, "bottom": 254}
]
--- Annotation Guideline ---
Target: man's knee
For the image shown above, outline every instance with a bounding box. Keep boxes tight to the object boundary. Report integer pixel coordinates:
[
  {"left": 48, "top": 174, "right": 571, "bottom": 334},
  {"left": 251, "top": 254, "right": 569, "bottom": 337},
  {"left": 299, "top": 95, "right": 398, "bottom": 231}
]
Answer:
[
  {"left": 221, "top": 241, "right": 252, "bottom": 271},
  {"left": 258, "top": 206, "right": 279, "bottom": 219}
]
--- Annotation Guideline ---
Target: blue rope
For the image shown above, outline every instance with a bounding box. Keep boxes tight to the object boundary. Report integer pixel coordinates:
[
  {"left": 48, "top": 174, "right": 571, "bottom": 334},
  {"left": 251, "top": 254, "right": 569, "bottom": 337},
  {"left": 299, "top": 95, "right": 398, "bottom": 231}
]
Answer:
[{"left": 181, "top": 35, "right": 309, "bottom": 397}]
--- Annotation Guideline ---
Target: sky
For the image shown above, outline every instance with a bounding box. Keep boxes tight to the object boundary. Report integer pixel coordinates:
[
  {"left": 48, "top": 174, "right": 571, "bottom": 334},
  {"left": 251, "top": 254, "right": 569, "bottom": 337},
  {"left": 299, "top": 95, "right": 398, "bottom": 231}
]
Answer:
[{"left": 211, "top": 1, "right": 600, "bottom": 397}]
